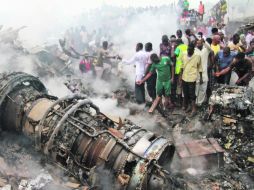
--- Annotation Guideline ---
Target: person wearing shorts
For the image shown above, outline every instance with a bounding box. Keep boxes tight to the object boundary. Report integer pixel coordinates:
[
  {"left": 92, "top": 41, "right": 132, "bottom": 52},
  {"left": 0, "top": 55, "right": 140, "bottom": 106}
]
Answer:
[{"left": 137, "top": 53, "right": 174, "bottom": 109}]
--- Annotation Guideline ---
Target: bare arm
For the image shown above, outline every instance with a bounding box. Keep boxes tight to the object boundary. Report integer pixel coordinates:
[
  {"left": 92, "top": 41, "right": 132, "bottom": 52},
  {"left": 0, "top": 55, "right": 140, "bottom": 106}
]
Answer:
[
  {"left": 139, "top": 72, "right": 153, "bottom": 84},
  {"left": 214, "top": 67, "right": 231, "bottom": 77},
  {"left": 106, "top": 55, "right": 122, "bottom": 60},
  {"left": 236, "top": 73, "right": 251, "bottom": 84},
  {"left": 236, "top": 59, "right": 252, "bottom": 84},
  {"left": 203, "top": 41, "right": 212, "bottom": 52}
]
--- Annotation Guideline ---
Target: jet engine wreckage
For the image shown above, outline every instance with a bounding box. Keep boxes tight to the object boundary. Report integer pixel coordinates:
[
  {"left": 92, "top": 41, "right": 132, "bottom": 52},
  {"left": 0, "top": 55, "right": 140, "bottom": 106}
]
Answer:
[{"left": 0, "top": 72, "right": 175, "bottom": 190}]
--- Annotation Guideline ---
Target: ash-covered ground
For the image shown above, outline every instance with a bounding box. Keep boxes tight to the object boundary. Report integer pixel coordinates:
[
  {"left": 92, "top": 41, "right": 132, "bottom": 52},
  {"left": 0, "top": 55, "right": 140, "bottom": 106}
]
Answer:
[{"left": 0, "top": 2, "right": 254, "bottom": 189}]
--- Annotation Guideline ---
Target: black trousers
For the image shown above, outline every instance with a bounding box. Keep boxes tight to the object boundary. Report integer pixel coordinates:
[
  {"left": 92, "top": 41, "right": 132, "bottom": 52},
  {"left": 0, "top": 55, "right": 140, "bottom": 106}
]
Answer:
[
  {"left": 135, "top": 83, "right": 145, "bottom": 104},
  {"left": 171, "top": 74, "right": 179, "bottom": 102},
  {"left": 146, "top": 73, "right": 157, "bottom": 100},
  {"left": 182, "top": 81, "right": 196, "bottom": 105}
]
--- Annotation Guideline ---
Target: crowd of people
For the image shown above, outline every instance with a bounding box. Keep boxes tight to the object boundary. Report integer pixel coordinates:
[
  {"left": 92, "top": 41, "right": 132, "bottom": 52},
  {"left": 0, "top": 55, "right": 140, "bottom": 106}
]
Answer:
[
  {"left": 178, "top": 0, "right": 205, "bottom": 28},
  {"left": 59, "top": 2, "right": 254, "bottom": 118},
  {"left": 208, "top": 0, "right": 227, "bottom": 24},
  {"left": 62, "top": 26, "right": 254, "bottom": 117},
  {"left": 62, "top": 28, "right": 254, "bottom": 116},
  {"left": 122, "top": 26, "right": 254, "bottom": 117}
]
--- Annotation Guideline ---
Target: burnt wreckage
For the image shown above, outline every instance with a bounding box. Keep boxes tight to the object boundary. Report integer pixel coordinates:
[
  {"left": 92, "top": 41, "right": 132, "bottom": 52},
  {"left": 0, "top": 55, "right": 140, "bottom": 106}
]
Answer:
[{"left": 0, "top": 72, "right": 175, "bottom": 189}]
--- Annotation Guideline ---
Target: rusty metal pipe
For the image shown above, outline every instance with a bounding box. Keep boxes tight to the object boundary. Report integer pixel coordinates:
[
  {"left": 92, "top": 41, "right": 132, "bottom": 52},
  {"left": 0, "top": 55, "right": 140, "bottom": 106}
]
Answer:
[{"left": 0, "top": 72, "right": 175, "bottom": 190}]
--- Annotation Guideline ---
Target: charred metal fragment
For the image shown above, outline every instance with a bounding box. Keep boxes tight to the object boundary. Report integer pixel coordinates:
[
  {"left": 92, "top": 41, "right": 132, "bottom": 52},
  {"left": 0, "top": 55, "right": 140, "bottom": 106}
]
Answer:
[
  {"left": 0, "top": 72, "right": 175, "bottom": 190},
  {"left": 207, "top": 85, "right": 254, "bottom": 120}
]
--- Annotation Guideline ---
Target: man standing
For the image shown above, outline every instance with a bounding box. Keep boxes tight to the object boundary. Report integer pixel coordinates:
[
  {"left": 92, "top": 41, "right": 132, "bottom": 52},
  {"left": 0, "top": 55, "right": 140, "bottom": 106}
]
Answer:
[
  {"left": 189, "top": 10, "right": 198, "bottom": 28},
  {"left": 214, "top": 52, "right": 252, "bottom": 86},
  {"left": 145, "top": 42, "right": 156, "bottom": 101},
  {"left": 122, "top": 43, "right": 148, "bottom": 104},
  {"left": 211, "top": 27, "right": 219, "bottom": 37},
  {"left": 87, "top": 41, "right": 117, "bottom": 79},
  {"left": 228, "top": 34, "right": 245, "bottom": 53},
  {"left": 170, "top": 35, "right": 177, "bottom": 61},
  {"left": 180, "top": 44, "right": 203, "bottom": 117},
  {"left": 246, "top": 40, "right": 254, "bottom": 59},
  {"left": 183, "top": 0, "right": 190, "bottom": 17},
  {"left": 177, "top": 29, "right": 188, "bottom": 46},
  {"left": 172, "top": 39, "right": 188, "bottom": 106},
  {"left": 215, "top": 47, "right": 236, "bottom": 84},
  {"left": 195, "top": 39, "right": 212, "bottom": 105},
  {"left": 206, "top": 37, "right": 215, "bottom": 100},
  {"left": 246, "top": 40, "right": 254, "bottom": 75},
  {"left": 198, "top": 1, "right": 205, "bottom": 21},
  {"left": 137, "top": 53, "right": 174, "bottom": 112},
  {"left": 185, "top": 29, "right": 196, "bottom": 45},
  {"left": 211, "top": 35, "right": 221, "bottom": 55},
  {"left": 160, "top": 35, "right": 171, "bottom": 58},
  {"left": 176, "top": 29, "right": 183, "bottom": 40}
]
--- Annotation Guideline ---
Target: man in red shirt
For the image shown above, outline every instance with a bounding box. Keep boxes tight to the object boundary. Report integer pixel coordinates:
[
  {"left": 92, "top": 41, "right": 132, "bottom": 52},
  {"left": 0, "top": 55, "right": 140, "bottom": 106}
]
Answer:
[{"left": 198, "top": 1, "right": 205, "bottom": 21}]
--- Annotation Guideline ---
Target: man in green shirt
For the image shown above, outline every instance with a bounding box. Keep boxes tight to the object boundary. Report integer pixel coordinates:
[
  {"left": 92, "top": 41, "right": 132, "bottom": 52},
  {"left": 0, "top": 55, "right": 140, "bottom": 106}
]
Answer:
[
  {"left": 137, "top": 53, "right": 174, "bottom": 112},
  {"left": 172, "top": 39, "right": 188, "bottom": 105}
]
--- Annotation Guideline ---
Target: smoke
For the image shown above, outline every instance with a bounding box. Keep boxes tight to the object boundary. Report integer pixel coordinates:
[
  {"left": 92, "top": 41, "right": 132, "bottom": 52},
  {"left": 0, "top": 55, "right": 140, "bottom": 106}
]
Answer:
[
  {"left": 90, "top": 77, "right": 123, "bottom": 95},
  {"left": 42, "top": 77, "right": 72, "bottom": 97},
  {"left": 91, "top": 97, "right": 130, "bottom": 117},
  {"left": 89, "top": 165, "right": 116, "bottom": 190},
  {"left": 114, "top": 10, "right": 177, "bottom": 57},
  {"left": 0, "top": 42, "right": 71, "bottom": 98},
  {"left": 0, "top": 44, "right": 36, "bottom": 74},
  {"left": 226, "top": 0, "right": 254, "bottom": 20},
  {"left": 0, "top": 2, "right": 181, "bottom": 98},
  {"left": 0, "top": 0, "right": 79, "bottom": 48}
]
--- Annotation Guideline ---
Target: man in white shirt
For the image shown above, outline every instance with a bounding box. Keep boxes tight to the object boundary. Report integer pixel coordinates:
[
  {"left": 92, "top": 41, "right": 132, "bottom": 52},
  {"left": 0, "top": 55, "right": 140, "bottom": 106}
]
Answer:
[
  {"left": 122, "top": 43, "right": 149, "bottom": 104},
  {"left": 195, "top": 39, "right": 212, "bottom": 105},
  {"left": 144, "top": 42, "right": 156, "bottom": 101}
]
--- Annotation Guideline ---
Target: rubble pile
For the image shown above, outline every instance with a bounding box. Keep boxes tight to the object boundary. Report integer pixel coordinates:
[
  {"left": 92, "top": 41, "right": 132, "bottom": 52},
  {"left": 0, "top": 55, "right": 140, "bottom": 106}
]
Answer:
[
  {"left": 0, "top": 132, "right": 104, "bottom": 190},
  {"left": 207, "top": 85, "right": 254, "bottom": 189},
  {"left": 0, "top": 26, "right": 74, "bottom": 78},
  {"left": 209, "top": 119, "right": 254, "bottom": 181},
  {"left": 171, "top": 169, "right": 249, "bottom": 190},
  {"left": 63, "top": 78, "right": 254, "bottom": 190},
  {"left": 209, "top": 86, "right": 254, "bottom": 117}
]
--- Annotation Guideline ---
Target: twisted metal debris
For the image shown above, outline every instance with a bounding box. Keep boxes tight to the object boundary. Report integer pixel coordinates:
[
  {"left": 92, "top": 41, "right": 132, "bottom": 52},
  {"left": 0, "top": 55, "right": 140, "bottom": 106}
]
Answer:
[{"left": 0, "top": 72, "right": 175, "bottom": 190}]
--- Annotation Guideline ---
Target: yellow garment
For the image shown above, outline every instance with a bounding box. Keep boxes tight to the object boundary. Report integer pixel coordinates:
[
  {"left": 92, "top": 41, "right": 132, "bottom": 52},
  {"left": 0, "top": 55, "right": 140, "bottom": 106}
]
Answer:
[
  {"left": 221, "top": 4, "right": 227, "bottom": 12},
  {"left": 181, "top": 53, "right": 202, "bottom": 82},
  {"left": 211, "top": 44, "right": 220, "bottom": 55},
  {"left": 175, "top": 44, "right": 188, "bottom": 74},
  {"left": 97, "top": 48, "right": 109, "bottom": 67},
  {"left": 228, "top": 42, "right": 244, "bottom": 52}
]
